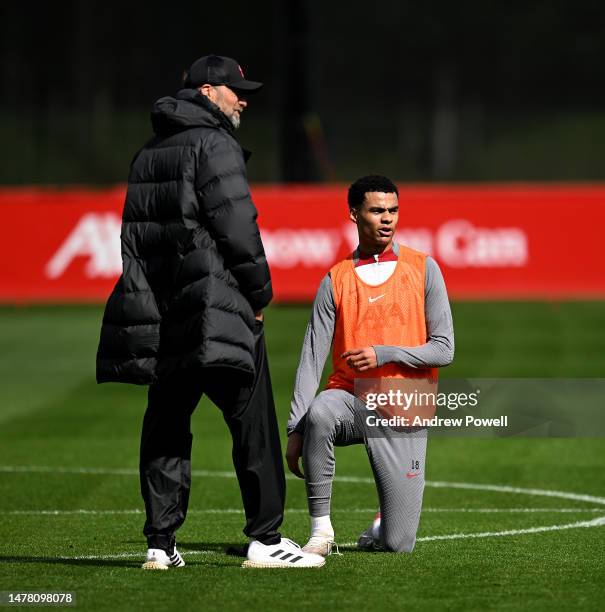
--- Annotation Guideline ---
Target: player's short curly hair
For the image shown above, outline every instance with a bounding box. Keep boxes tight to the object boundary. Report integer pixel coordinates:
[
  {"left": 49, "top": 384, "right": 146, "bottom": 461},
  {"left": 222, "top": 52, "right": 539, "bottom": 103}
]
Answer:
[{"left": 347, "top": 175, "right": 399, "bottom": 209}]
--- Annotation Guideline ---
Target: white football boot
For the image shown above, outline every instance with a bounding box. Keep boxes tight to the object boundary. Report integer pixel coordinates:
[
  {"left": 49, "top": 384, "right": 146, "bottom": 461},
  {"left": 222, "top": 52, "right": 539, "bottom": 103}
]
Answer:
[
  {"left": 242, "top": 538, "right": 325, "bottom": 568},
  {"left": 302, "top": 534, "right": 335, "bottom": 557},
  {"left": 357, "top": 511, "right": 383, "bottom": 551},
  {"left": 141, "top": 547, "right": 185, "bottom": 570}
]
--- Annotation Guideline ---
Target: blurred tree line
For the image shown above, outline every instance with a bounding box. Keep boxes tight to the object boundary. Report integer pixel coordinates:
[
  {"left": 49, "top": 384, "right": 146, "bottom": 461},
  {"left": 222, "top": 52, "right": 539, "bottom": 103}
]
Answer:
[{"left": 1, "top": 0, "right": 604, "bottom": 184}]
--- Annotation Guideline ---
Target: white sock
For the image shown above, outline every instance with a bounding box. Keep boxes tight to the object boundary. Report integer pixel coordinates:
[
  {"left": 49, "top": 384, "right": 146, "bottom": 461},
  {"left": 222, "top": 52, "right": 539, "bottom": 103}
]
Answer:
[{"left": 311, "top": 515, "right": 334, "bottom": 537}]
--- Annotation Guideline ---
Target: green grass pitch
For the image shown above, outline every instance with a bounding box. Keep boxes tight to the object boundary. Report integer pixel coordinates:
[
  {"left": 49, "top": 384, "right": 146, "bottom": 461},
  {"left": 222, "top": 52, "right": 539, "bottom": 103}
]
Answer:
[{"left": 0, "top": 303, "right": 604, "bottom": 610}]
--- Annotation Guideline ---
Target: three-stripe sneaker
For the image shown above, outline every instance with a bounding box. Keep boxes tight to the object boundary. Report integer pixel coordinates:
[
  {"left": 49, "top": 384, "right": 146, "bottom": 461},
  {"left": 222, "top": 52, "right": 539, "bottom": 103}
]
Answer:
[
  {"left": 142, "top": 547, "right": 186, "bottom": 570},
  {"left": 242, "top": 538, "right": 325, "bottom": 568}
]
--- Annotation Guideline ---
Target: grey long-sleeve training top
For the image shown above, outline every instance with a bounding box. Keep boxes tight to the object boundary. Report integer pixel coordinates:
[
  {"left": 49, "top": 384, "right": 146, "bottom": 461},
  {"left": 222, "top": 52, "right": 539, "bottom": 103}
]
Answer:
[{"left": 287, "top": 246, "right": 455, "bottom": 434}]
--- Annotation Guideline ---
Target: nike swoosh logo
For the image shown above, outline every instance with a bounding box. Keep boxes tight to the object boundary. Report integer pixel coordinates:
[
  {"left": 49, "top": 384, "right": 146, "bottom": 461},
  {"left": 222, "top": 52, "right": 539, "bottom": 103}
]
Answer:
[
  {"left": 369, "top": 294, "right": 386, "bottom": 303},
  {"left": 406, "top": 472, "right": 421, "bottom": 479}
]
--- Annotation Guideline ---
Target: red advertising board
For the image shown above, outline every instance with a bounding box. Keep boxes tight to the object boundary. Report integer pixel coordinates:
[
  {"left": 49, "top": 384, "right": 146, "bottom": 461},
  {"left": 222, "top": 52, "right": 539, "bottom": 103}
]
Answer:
[{"left": 1, "top": 184, "right": 604, "bottom": 302}]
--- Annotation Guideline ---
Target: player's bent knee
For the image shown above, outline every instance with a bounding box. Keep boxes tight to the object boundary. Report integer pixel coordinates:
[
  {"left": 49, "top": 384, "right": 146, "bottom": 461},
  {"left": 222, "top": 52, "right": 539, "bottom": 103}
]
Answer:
[{"left": 306, "top": 403, "right": 337, "bottom": 433}]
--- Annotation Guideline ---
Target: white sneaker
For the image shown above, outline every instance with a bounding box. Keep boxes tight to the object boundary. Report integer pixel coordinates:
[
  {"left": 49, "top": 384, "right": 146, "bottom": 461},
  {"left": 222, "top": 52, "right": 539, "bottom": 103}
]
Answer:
[
  {"left": 357, "top": 512, "right": 383, "bottom": 551},
  {"left": 302, "top": 534, "right": 334, "bottom": 557},
  {"left": 242, "top": 537, "right": 325, "bottom": 568},
  {"left": 141, "top": 547, "right": 185, "bottom": 570}
]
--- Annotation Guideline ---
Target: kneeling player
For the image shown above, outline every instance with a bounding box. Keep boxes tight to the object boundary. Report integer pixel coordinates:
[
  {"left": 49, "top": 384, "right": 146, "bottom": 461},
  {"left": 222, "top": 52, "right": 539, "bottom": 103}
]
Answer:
[{"left": 286, "top": 175, "right": 454, "bottom": 555}]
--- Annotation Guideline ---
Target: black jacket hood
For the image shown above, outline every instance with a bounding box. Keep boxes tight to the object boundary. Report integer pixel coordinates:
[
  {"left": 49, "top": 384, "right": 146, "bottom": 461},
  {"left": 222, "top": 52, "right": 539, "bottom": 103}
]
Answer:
[{"left": 150, "top": 88, "right": 235, "bottom": 136}]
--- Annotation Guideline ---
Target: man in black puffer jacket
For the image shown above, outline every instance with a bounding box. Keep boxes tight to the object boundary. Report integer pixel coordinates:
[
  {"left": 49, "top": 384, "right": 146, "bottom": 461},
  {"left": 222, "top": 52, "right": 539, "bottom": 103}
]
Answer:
[{"left": 96, "top": 56, "right": 324, "bottom": 569}]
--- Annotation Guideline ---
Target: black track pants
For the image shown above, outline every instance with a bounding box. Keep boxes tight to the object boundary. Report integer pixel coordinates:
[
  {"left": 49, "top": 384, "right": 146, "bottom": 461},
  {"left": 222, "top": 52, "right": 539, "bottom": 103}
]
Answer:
[{"left": 139, "top": 321, "right": 285, "bottom": 551}]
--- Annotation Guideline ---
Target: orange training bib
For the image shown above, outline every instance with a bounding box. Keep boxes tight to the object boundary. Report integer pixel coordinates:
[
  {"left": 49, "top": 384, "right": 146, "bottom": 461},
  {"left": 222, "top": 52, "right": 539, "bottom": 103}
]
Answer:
[{"left": 327, "top": 244, "right": 437, "bottom": 392}]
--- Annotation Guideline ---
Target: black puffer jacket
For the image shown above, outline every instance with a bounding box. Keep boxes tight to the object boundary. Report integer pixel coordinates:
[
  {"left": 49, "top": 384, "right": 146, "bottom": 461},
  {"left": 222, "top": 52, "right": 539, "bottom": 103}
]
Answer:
[{"left": 96, "top": 89, "right": 272, "bottom": 385}]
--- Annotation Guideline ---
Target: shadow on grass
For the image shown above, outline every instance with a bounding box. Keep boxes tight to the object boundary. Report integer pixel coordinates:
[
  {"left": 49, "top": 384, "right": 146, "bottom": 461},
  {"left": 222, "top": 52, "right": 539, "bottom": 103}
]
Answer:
[
  {"left": 125, "top": 540, "right": 246, "bottom": 553},
  {"left": 0, "top": 541, "right": 255, "bottom": 569},
  {"left": 179, "top": 542, "right": 249, "bottom": 557},
  {"left": 0, "top": 553, "right": 239, "bottom": 569},
  {"left": 0, "top": 555, "right": 140, "bottom": 568}
]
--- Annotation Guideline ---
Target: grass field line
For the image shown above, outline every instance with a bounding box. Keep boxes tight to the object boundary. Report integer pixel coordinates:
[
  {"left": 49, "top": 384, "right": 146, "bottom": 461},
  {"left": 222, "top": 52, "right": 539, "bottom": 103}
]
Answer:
[
  {"left": 4, "top": 508, "right": 605, "bottom": 516},
  {"left": 2, "top": 464, "right": 605, "bottom": 507},
  {"left": 57, "top": 550, "right": 215, "bottom": 561},
  {"left": 340, "top": 515, "right": 605, "bottom": 547},
  {"left": 50, "top": 516, "right": 605, "bottom": 561},
  {"left": 426, "top": 480, "right": 605, "bottom": 506},
  {"left": 19, "top": 516, "right": 605, "bottom": 563}
]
